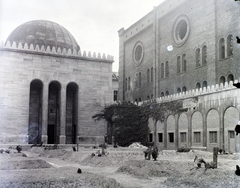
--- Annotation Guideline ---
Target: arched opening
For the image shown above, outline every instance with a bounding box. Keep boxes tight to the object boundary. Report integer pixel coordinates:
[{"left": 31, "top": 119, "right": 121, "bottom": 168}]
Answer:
[
  {"left": 196, "top": 82, "right": 201, "bottom": 89},
  {"left": 219, "top": 76, "right": 225, "bottom": 85},
  {"left": 28, "top": 79, "right": 43, "bottom": 144},
  {"left": 202, "top": 81, "right": 207, "bottom": 89},
  {"left": 219, "top": 38, "right": 225, "bottom": 59},
  {"left": 48, "top": 81, "right": 61, "bottom": 144},
  {"left": 66, "top": 82, "right": 78, "bottom": 144},
  {"left": 182, "top": 86, "right": 187, "bottom": 93},
  {"left": 227, "top": 74, "right": 234, "bottom": 83}
]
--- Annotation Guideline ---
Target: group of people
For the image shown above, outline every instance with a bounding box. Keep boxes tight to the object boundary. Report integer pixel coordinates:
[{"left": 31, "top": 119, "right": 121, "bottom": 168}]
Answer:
[{"left": 144, "top": 145, "right": 159, "bottom": 161}]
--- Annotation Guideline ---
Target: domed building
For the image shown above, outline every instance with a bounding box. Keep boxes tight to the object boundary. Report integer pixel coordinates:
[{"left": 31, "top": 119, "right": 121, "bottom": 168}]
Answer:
[{"left": 0, "top": 20, "right": 114, "bottom": 145}]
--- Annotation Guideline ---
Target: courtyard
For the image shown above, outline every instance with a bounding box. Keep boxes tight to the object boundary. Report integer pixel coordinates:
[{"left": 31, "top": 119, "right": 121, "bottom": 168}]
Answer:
[{"left": 0, "top": 145, "right": 239, "bottom": 188}]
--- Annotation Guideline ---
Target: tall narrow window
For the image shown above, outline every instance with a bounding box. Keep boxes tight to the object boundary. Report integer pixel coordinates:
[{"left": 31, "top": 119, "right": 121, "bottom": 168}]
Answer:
[
  {"left": 139, "top": 72, "right": 141, "bottom": 87},
  {"left": 147, "top": 69, "right": 150, "bottom": 83},
  {"left": 125, "top": 78, "right": 128, "bottom": 91},
  {"left": 177, "top": 56, "right": 181, "bottom": 73},
  {"left": 151, "top": 67, "right": 153, "bottom": 82},
  {"left": 169, "top": 133, "right": 174, "bottom": 143},
  {"left": 113, "top": 90, "right": 118, "bottom": 101},
  {"left": 161, "top": 63, "right": 164, "bottom": 78},
  {"left": 202, "top": 45, "right": 207, "bottom": 65},
  {"left": 227, "top": 35, "right": 233, "bottom": 58},
  {"left": 136, "top": 73, "right": 138, "bottom": 88},
  {"left": 165, "top": 61, "right": 169, "bottom": 77},
  {"left": 195, "top": 48, "right": 200, "bottom": 67},
  {"left": 158, "top": 133, "right": 163, "bottom": 142},
  {"left": 182, "top": 54, "right": 186, "bottom": 72},
  {"left": 161, "top": 92, "right": 164, "bottom": 97},
  {"left": 165, "top": 91, "right": 169, "bottom": 96},
  {"left": 128, "top": 77, "right": 131, "bottom": 90},
  {"left": 219, "top": 38, "right": 225, "bottom": 59}
]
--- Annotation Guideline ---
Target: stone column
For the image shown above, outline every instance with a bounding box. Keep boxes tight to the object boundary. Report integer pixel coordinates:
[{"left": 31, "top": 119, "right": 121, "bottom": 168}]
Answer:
[
  {"left": 59, "top": 85, "right": 66, "bottom": 144},
  {"left": 41, "top": 83, "right": 48, "bottom": 144},
  {"left": 175, "top": 114, "right": 179, "bottom": 149},
  {"left": 188, "top": 113, "right": 192, "bottom": 148},
  {"left": 164, "top": 118, "right": 167, "bottom": 149}
]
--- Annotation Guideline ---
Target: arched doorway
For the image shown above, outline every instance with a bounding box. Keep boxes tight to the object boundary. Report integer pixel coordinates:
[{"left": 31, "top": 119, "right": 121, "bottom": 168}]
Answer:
[
  {"left": 66, "top": 82, "right": 78, "bottom": 144},
  {"left": 28, "top": 79, "right": 43, "bottom": 144},
  {"left": 48, "top": 81, "right": 61, "bottom": 144}
]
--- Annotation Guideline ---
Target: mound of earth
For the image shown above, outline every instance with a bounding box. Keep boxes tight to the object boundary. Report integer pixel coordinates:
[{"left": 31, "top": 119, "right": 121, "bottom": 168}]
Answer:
[
  {"left": 0, "top": 159, "right": 52, "bottom": 170},
  {"left": 116, "top": 159, "right": 187, "bottom": 179}
]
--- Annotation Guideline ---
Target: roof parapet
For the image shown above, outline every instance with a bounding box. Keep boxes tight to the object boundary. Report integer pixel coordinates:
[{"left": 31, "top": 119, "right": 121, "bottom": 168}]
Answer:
[{"left": 2, "top": 40, "right": 114, "bottom": 61}]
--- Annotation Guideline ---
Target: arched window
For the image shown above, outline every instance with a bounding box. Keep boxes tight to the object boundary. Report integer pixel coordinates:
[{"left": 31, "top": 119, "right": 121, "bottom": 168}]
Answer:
[
  {"left": 177, "top": 87, "right": 181, "bottom": 93},
  {"left": 196, "top": 82, "right": 201, "bottom": 89},
  {"left": 139, "top": 72, "right": 141, "bottom": 87},
  {"left": 227, "top": 74, "right": 234, "bottom": 83},
  {"left": 202, "top": 45, "right": 207, "bottom": 65},
  {"left": 151, "top": 67, "right": 153, "bottom": 82},
  {"left": 147, "top": 69, "right": 150, "bottom": 83},
  {"left": 177, "top": 56, "right": 181, "bottom": 73},
  {"left": 219, "top": 38, "right": 225, "bottom": 59},
  {"left": 161, "top": 63, "right": 164, "bottom": 78},
  {"left": 227, "top": 35, "right": 233, "bottom": 58},
  {"left": 128, "top": 77, "right": 131, "bottom": 90},
  {"left": 182, "top": 86, "right": 186, "bottom": 93},
  {"left": 219, "top": 76, "right": 225, "bottom": 85},
  {"left": 182, "top": 54, "right": 186, "bottom": 72},
  {"left": 202, "top": 81, "right": 207, "bottom": 88},
  {"left": 165, "top": 61, "right": 169, "bottom": 77},
  {"left": 161, "top": 92, "right": 164, "bottom": 97},
  {"left": 165, "top": 91, "right": 169, "bottom": 96},
  {"left": 195, "top": 48, "right": 200, "bottom": 67}
]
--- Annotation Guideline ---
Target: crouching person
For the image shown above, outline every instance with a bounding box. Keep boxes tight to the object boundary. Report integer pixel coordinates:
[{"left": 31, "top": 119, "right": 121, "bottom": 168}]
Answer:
[{"left": 152, "top": 146, "right": 158, "bottom": 161}]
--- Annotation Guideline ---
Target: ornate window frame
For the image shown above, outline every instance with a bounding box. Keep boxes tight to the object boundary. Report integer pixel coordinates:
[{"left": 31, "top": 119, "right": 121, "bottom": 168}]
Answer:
[{"left": 132, "top": 41, "right": 144, "bottom": 66}]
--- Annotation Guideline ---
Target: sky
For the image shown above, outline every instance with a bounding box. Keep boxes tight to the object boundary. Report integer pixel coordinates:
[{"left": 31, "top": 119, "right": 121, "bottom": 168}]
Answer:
[{"left": 0, "top": 0, "right": 165, "bottom": 72}]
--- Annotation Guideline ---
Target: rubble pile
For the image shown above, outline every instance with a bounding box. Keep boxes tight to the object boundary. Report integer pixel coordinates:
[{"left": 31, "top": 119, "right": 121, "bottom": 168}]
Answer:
[{"left": 128, "top": 142, "right": 147, "bottom": 149}]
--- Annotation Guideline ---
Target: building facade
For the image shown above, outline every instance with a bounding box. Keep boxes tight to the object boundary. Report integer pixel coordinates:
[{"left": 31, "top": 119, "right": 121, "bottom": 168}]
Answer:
[
  {"left": 0, "top": 20, "right": 114, "bottom": 145},
  {"left": 118, "top": 0, "right": 240, "bottom": 152}
]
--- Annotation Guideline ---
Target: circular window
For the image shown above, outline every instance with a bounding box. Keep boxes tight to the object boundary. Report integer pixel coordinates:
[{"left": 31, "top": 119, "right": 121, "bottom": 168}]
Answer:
[
  {"left": 173, "top": 15, "right": 190, "bottom": 46},
  {"left": 133, "top": 41, "right": 144, "bottom": 66}
]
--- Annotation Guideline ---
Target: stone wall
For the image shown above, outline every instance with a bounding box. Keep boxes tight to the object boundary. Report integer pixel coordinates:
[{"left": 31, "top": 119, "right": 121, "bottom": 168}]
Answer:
[{"left": 0, "top": 43, "right": 114, "bottom": 144}]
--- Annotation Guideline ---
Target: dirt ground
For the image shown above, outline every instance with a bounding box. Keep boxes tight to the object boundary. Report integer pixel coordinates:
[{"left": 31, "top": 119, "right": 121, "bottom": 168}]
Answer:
[{"left": 0, "top": 145, "right": 239, "bottom": 188}]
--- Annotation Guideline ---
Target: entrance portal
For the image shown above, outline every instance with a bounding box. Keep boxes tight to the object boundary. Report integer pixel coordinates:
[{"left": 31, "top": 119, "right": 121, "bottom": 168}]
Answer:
[
  {"left": 66, "top": 83, "right": 78, "bottom": 144},
  {"left": 28, "top": 80, "right": 43, "bottom": 144},
  {"left": 48, "top": 81, "right": 61, "bottom": 144}
]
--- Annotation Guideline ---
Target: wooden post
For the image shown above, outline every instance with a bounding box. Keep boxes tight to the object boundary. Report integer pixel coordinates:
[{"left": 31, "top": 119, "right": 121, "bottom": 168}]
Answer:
[{"left": 213, "top": 147, "right": 218, "bottom": 168}]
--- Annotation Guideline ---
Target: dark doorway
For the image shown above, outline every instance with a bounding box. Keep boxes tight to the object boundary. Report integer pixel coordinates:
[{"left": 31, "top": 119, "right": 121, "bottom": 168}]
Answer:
[
  {"left": 28, "top": 80, "right": 43, "bottom": 144},
  {"left": 66, "top": 83, "right": 78, "bottom": 144},
  {"left": 48, "top": 81, "right": 61, "bottom": 144},
  {"left": 48, "top": 125, "right": 55, "bottom": 144}
]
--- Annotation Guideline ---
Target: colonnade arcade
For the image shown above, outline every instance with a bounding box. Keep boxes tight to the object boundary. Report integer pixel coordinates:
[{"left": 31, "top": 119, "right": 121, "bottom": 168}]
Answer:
[
  {"left": 149, "top": 106, "right": 239, "bottom": 153},
  {"left": 28, "top": 79, "right": 78, "bottom": 144}
]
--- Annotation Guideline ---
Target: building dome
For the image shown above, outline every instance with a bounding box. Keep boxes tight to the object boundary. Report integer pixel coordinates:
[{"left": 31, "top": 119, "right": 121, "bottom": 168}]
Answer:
[{"left": 6, "top": 20, "right": 80, "bottom": 52}]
